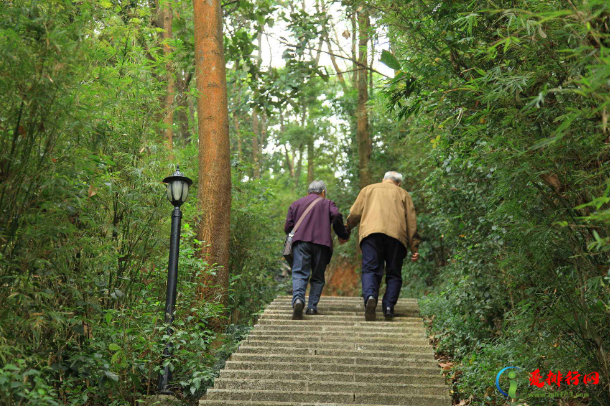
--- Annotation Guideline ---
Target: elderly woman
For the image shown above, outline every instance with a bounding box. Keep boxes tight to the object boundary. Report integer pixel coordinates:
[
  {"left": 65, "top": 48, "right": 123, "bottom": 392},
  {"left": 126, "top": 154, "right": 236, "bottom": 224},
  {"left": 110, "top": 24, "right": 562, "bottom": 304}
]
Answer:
[{"left": 284, "top": 180, "right": 350, "bottom": 319}]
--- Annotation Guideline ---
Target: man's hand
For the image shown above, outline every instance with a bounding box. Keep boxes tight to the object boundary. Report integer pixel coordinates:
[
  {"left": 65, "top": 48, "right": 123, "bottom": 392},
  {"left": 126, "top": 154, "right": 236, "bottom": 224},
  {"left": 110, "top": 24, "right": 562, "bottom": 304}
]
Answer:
[
  {"left": 338, "top": 237, "right": 349, "bottom": 244},
  {"left": 410, "top": 252, "right": 420, "bottom": 262}
]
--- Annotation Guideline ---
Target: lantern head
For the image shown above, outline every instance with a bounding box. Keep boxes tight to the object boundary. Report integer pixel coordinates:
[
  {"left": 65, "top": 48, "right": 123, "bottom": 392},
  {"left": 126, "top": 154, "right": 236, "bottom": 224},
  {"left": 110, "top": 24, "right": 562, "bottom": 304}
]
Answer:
[{"left": 162, "top": 166, "right": 193, "bottom": 207}]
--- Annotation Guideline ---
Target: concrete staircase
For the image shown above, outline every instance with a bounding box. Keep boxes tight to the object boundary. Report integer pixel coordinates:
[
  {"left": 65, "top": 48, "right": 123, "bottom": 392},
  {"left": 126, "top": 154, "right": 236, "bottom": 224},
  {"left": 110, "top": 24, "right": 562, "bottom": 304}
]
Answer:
[{"left": 200, "top": 296, "right": 451, "bottom": 406}]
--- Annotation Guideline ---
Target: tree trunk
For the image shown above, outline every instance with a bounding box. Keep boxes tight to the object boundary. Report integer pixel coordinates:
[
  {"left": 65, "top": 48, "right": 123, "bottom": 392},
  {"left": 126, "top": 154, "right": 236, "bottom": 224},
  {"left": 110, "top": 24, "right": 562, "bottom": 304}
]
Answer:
[
  {"left": 251, "top": 109, "right": 260, "bottom": 178},
  {"left": 284, "top": 145, "right": 295, "bottom": 178},
  {"left": 175, "top": 71, "right": 192, "bottom": 143},
  {"left": 357, "top": 10, "right": 371, "bottom": 189},
  {"left": 307, "top": 137, "right": 314, "bottom": 184},
  {"left": 369, "top": 31, "right": 374, "bottom": 98},
  {"left": 295, "top": 143, "right": 304, "bottom": 188},
  {"left": 300, "top": 105, "right": 314, "bottom": 185},
  {"left": 232, "top": 63, "right": 242, "bottom": 160},
  {"left": 325, "top": 32, "right": 347, "bottom": 92},
  {"left": 280, "top": 108, "right": 295, "bottom": 178},
  {"left": 251, "top": 30, "right": 263, "bottom": 178},
  {"left": 193, "top": 0, "right": 231, "bottom": 330},
  {"left": 187, "top": 88, "right": 197, "bottom": 140},
  {"left": 351, "top": 12, "right": 358, "bottom": 87},
  {"left": 234, "top": 111, "right": 242, "bottom": 160},
  {"left": 162, "top": 2, "right": 174, "bottom": 153},
  {"left": 260, "top": 110, "right": 267, "bottom": 170}
]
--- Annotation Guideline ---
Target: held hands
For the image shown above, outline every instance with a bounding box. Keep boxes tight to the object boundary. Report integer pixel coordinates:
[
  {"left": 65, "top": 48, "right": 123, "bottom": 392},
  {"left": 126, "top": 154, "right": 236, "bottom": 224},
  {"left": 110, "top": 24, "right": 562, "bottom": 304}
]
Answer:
[
  {"left": 338, "top": 223, "right": 350, "bottom": 244},
  {"left": 410, "top": 252, "right": 420, "bottom": 262}
]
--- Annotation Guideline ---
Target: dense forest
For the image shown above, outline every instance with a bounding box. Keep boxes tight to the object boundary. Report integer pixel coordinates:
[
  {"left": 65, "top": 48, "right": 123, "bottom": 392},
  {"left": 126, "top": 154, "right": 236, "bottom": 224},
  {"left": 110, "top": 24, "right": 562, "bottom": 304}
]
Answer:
[{"left": 1, "top": 0, "right": 609, "bottom": 405}]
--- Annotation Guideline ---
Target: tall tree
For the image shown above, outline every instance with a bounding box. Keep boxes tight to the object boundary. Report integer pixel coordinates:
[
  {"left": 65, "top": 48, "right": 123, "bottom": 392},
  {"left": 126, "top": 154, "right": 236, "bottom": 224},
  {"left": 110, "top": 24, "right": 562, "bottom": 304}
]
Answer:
[
  {"left": 356, "top": 9, "right": 371, "bottom": 188},
  {"left": 251, "top": 30, "right": 263, "bottom": 178},
  {"left": 175, "top": 71, "right": 193, "bottom": 143},
  {"left": 351, "top": 11, "right": 358, "bottom": 86},
  {"left": 295, "top": 143, "right": 304, "bottom": 188},
  {"left": 193, "top": 0, "right": 231, "bottom": 328},
  {"left": 305, "top": 105, "right": 314, "bottom": 184},
  {"left": 161, "top": 0, "right": 175, "bottom": 152}
]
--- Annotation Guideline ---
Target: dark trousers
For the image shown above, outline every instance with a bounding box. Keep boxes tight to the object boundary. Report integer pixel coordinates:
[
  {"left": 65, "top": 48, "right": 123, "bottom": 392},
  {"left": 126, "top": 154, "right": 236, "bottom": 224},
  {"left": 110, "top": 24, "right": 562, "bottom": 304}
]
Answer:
[
  {"left": 361, "top": 233, "right": 407, "bottom": 309},
  {"left": 292, "top": 241, "right": 331, "bottom": 310}
]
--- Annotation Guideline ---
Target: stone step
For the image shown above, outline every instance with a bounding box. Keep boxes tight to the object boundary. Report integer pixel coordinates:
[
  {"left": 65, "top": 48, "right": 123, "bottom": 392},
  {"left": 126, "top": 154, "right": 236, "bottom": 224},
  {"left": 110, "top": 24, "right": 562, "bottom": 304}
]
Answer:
[
  {"left": 254, "top": 320, "right": 426, "bottom": 333},
  {"left": 274, "top": 296, "right": 419, "bottom": 303},
  {"left": 266, "top": 304, "right": 419, "bottom": 314},
  {"left": 201, "top": 402, "right": 439, "bottom": 406},
  {"left": 249, "top": 328, "right": 427, "bottom": 336},
  {"left": 270, "top": 299, "right": 419, "bottom": 306},
  {"left": 258, "top": 318, "right": 424, "bottom": 326},
  {"left": 254, "top": 321, "right": 426, "bottom": 334},
  {"left": 249, "top": 328, "right": 427, "bottom": 340},
  {"left": 206, "top": 389, "right": 450, "bottom": 406},
  {"left": 244, "top": 339, "right": 434, "bottom": 352},
  {"left": 260, "top": 312, "right": 425, "bottom": 321},
  {"left": 246, "top": 334, "right": 430, "bottom": 345},
  {"left": 261, "top": 310, "right": 421, "bottom": 321},
  {"left": 269, "top": 301, "right": 419, "bottom": 307},
  {"left": 200, "top": 402, "right": 435, "bottom": 406},
  {"left": 229, "top": 353, "right": 439, "bottom": 368},
  {"left": 214, "top": 378, "right": 446, "bottom": 396},
  {"left": 218, "top": 370, "right": 446, "bottom": 385},
  {"left": 224, "top": 361, "right": 442, "bottom": 375},
  {"left": 236, "top": 345, "right": 435, "bottom": 360},
  {"left": 200, "top": 296, "right": 449, "bottom": 405}
]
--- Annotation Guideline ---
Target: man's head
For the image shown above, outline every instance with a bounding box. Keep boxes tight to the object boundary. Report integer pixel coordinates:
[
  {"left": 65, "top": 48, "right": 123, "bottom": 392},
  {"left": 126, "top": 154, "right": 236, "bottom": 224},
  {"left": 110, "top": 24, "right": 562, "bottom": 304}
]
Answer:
[
  {"left": 382, "top": 171, "right": 403, "bottom": 186},
  {"left": 308, "top": 180, "right": 327, "bottom": 198}
]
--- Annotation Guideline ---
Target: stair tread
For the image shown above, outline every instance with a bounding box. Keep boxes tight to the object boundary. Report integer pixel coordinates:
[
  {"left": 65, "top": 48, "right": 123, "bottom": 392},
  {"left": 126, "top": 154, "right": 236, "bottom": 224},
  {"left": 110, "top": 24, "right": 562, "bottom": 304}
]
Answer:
[
  {"left": 200, "top": 296, "right": 448, "bottom": 405},
  {"left": 207, "top": 388, "right": 450, "bottom": 398}
]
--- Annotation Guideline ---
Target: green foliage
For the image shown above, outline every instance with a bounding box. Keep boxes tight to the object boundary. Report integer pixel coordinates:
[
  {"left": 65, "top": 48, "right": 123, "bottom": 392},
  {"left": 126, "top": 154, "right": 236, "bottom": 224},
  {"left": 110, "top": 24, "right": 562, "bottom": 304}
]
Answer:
[
  {"left": 7, "top": 0, "right": 610, "bottom": 404},
  {"left": 372, "top": 0, "right": 610, "bottom": 403},
  {"left": 0, "top": 0, "right": 284, "bottom": 404}
]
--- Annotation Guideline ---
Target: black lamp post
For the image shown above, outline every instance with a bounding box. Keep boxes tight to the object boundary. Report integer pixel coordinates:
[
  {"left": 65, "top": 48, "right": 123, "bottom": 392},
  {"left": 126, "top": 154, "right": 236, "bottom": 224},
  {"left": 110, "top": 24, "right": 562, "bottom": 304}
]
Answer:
[{"left": 158, "top": 165, "right": 193, "bottom": 395}]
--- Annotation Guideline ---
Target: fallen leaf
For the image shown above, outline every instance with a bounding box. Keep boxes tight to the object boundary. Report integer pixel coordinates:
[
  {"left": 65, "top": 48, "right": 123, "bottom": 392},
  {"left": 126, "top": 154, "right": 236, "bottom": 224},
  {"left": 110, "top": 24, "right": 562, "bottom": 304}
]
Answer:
[
  {"left": 439, "top": 362, "right": 454, "bottom": 371},
  {"left": 88, "top": 184, "right": 97, "bottom": 198}
]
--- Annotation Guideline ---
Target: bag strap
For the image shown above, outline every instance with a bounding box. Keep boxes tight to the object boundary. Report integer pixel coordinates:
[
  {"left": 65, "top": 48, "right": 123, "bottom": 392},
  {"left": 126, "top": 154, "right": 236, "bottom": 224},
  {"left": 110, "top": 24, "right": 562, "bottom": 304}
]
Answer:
[{"left": 290, "top": 197, "right": 323, "bottom": 236}]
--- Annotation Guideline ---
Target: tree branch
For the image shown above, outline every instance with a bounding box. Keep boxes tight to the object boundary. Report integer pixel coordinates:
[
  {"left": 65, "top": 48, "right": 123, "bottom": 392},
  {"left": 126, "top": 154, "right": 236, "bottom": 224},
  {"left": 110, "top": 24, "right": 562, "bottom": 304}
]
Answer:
[{"left": 266, "top": 33, "right": 390, "bottom": 78}]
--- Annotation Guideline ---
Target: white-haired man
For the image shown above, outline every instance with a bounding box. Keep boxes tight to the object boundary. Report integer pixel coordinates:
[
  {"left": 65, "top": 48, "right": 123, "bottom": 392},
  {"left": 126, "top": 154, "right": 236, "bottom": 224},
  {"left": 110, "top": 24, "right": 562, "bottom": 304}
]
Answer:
[{"left": 346, "top": 171, "right": 420, "bottom": 321}]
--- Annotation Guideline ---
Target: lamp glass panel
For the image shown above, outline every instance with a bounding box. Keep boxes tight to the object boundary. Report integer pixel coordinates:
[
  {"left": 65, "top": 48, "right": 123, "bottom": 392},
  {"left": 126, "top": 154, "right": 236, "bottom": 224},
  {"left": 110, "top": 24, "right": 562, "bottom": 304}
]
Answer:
[
  {"left": 172, "top": 180, "right": 182, "bottom": 202},
  {"left": 181, "top": 182, "right": 189, "bottom": 202},
  {"left": 166, "top": 183, "right": 172, "bottom": 202}
]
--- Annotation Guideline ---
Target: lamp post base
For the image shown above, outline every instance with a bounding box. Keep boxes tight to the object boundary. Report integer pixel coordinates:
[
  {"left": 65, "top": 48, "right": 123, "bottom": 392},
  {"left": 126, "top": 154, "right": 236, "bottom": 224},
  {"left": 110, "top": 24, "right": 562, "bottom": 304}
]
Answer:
[{"left": 144, "top": 394, "right": 182, "bottom": 406}]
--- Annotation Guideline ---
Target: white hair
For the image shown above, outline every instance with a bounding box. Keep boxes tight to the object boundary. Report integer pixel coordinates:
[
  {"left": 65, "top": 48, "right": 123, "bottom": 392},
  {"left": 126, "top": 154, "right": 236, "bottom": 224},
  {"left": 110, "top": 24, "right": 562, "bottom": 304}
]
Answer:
[
  {"left": 308, "top": 180, "right": 327, "bottom": 195},
  {"left": 384, "top": 171, "right": 403, "bottom": 184}
]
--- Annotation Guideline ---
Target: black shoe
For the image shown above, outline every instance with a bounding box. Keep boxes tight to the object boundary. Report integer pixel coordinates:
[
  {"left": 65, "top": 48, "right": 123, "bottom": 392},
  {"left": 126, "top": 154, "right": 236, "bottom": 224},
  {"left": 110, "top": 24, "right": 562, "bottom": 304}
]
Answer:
[
  {"left": 365, "top": 296, "right": 377, "bottom": 321},
  {"left": 305, "top": 308, "right": 318, "bottom": 315},
  {"left": 383, "top": 306, "right": 394, "bottom": 321},
  {"left": 292, "top": 299, "right": 304, "bottom": 320}
]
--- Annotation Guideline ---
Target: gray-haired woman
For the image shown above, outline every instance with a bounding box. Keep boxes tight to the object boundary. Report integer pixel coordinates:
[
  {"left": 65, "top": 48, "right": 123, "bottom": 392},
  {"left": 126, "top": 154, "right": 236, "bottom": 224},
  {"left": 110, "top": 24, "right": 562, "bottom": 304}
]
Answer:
[{"left": 284, "top": 180, "right": 350, "bottom": 319}]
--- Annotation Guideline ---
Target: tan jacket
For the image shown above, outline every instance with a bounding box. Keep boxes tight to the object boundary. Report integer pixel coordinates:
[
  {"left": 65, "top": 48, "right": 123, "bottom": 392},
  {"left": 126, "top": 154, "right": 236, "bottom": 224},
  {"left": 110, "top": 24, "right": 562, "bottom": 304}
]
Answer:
[{"left": 346, "top": 182, "right": 419, "bottom": 252}]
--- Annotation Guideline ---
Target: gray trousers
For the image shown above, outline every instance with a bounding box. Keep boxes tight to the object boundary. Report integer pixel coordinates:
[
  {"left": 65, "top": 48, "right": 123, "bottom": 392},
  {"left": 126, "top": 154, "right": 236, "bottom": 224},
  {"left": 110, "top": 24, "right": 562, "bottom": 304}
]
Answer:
[{"left": 291, "top": 241, "right": 331, "bottom": 310}]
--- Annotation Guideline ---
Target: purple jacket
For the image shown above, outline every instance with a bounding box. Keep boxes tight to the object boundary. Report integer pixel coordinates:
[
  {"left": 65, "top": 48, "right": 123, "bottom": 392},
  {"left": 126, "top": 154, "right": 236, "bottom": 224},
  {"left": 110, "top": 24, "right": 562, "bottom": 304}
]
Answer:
[{"left": 284, "top": 194, "right": 350, "bottom": 250}]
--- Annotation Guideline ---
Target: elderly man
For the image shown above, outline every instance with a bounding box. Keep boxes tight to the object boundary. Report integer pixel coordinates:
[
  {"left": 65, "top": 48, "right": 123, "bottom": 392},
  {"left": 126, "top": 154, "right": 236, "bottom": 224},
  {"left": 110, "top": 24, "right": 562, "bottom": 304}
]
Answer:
[
  {"left": 346, "top": 171, "right": 420, "bottom": 321},
  {"left": 284, "top": 180, "right": 350, "bottom": 320}
]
